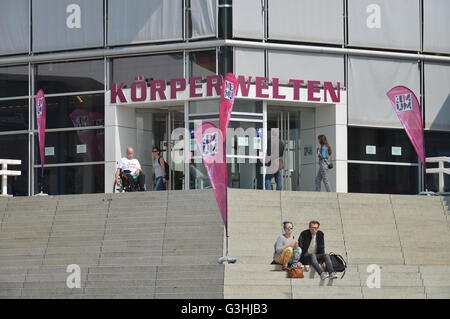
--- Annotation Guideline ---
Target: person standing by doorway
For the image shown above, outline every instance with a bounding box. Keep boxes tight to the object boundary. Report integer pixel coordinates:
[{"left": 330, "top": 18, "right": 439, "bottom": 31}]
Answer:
[
  {"left": 315, "top": 134, "right": 332, "bottom": 192},
  {"left": 265, "top": 128, "right": 285, "bottom": 190},
  {"left": 152, "top": 146, "right": 166, "bottom": 191}
]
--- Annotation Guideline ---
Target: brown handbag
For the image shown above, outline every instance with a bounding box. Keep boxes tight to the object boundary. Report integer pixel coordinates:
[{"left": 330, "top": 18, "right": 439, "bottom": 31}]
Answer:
[{"left": 288, "top": 266, "right": 304, "bottom": 278}]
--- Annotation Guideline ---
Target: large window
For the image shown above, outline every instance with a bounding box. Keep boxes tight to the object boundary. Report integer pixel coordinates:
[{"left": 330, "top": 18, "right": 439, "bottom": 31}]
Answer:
[
  {"left": 36, "top": 60, "right": 104, "bottom": 94},
  {"left": 189, "top": 50, "right": 216, "bottom": 78},
  {"left": 44, "top": 94, "right": 104, "bottom": 129},
  {"left": 348, "top": 163, "right": 419, "bottom": 195},
  {"left": 348, "top": 127, "right": 418, "bottom": 163},
  {"left": 32, "top": 60, "right": 105, "bottom": 195},
  {"left": 35, "top": 164, "right": 104, "bottom": 196},
  {"left": 108, "top": 0, "right": 183, "bottom": 46},
  {"left": 111, "top": 53, "right": 184, "bottom": 87},
  {"left": 32, "top": 0, "right": 104, "bottom": 53},
  {"left": 348, "top": 127, "right": 420, "bottom": 194},
  {"left": 0, "top": 65, "right": 29, "bottom": 98},
  {"left": 34, "top": 129, "right": 104, "bottom": 165},
  {"left": 0, "top": 99, "right": 29, "bottom": 132}
]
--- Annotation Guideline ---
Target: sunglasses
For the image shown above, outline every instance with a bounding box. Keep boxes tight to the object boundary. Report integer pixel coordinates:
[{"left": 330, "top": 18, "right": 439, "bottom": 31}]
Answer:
[
  {"left": 310, "top": 226, "right": 319, "bottom": 230},
  {"left": 285, "top": 226, "right": 294, "bottom": 230}
]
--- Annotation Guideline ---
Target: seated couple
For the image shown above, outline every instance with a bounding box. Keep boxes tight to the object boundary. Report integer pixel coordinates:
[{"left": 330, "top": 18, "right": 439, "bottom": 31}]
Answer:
[{"left": 273, "top": 220, "right": 338, "bottom": 280}]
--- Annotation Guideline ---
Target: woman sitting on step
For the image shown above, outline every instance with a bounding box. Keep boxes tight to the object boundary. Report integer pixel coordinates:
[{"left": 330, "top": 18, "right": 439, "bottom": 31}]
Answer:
[{"left": 272, "top": 221, "right": 302, "bottom": 270}]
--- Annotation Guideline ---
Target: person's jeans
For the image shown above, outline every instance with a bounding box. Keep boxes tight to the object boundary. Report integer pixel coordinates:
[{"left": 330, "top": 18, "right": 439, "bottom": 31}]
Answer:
[
  {"left": 302, "top": 253, "right": 335, "bottom": 275},
  {"left": 155, "top": 176, "right": 166, "bottom": 191},
  {"left": 265, "top": 170, "right": 282, "bottom": 190}
]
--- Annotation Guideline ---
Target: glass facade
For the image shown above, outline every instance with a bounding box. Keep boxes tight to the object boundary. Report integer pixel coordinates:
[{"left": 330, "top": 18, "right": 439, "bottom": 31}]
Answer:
[{"left": 0, "top": 1, "right": 449, "bottom": 196}]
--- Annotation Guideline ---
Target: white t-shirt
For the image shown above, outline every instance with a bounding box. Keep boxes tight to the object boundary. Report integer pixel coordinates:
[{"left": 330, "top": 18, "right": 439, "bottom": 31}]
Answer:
[
  {"left": 307, "top": 234, "right": 317, "bottom": 255},
  {"left": 117, "top": 158, "right": 141, "bottom": 174}
]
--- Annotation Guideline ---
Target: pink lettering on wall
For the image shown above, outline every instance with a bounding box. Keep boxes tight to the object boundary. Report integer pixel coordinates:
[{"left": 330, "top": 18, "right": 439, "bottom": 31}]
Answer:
[
  {"left": 190, "top": 77, "right": 203, "bottom": 98},
  {"left": 109, "top": 75, "right": 341, "bottom": 104},
  {"left": 150, "top": 80, "right": 167, "bottom": 101},
  {"left": 272, "top": 78, "right": 286, "bottom": 100},
  {"left": 307, "top": 80, "right": 321, "bottom": 102},
  {"left": 324, "top": 81, "right": 340, "bottom": 103},
  {"left": 111, "top": 82, "right": 127, "bottom": 103},
  {"left": 237, "top": 75, "right": 251, "bottom": 97},
  {"left": 130, "top": 76, "right": 147, "bottom": 102},
  {"left": 255, "top": 77, "right": 269, "bottom": 98},
  {"left": 170, "top": 78, "right": 186, "bottom": 99},
  {"left": 206, "top": 75, "right": 223, "bottom": 97},
  {"left": 289, "top": 79, "right": 304, "bottom": 101}
]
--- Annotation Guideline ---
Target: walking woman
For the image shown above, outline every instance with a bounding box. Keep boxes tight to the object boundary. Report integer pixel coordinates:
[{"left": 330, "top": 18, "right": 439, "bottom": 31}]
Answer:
[{"left": 315, "top": 134, "right": 332, "bottom": 192}]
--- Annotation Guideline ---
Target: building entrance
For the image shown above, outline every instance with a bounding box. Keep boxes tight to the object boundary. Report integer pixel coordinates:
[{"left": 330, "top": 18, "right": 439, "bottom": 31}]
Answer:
[
  {"left": 267, "top": 106, "right": 315, "bottom": 191},
  {"left": 136, "top": 107, "right": 185, "bottom": 190}
]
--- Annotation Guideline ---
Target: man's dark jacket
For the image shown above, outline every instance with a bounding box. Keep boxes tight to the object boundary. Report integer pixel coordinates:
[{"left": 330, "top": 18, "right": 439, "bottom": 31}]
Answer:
[{"left": 298, "top": 229, "right": 325, "bottom": 263}]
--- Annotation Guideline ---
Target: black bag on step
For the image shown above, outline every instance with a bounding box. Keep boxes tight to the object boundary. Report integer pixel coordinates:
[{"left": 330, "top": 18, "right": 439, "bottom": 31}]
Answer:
[{"left": 329, "top": 252, "right": 347, "bottom": 279}]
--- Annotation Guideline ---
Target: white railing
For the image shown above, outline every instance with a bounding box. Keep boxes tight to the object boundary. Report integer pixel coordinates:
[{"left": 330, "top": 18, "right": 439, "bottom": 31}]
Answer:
[
  {"left": 426, "top": 157, "right": 450, "bottom": 193},
  {"left": 0, "top": 159, "right": 22, "bottom": 196}
]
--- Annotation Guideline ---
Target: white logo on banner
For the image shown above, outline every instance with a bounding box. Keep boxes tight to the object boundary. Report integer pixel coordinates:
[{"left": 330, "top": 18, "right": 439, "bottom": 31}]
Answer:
[
  {"left": 224, "top": 80, "right": 234, "bottom": 100},
  {"left": 366, "top": 4, "right": 381, "bottom": 29},
  {"left": 394, "top": 93, "right": 412, "bottom": 112},
  {"left": 66, "top": 4, "right": 82, "bottom": 29},
  {"left": 37, "top": 97, "right": 44, "bottom": 115},
  {"left": 202, "top": 132, "right": 218, "bottom": 155}
]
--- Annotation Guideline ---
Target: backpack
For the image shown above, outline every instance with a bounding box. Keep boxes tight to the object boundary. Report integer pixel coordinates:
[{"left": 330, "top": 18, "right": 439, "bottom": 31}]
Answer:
[
  {"left": 329, "top": 252, "right": 347, "bottom": 279},
  {"left": 158, "top": 157, "right": 170, "bottom": 180}
]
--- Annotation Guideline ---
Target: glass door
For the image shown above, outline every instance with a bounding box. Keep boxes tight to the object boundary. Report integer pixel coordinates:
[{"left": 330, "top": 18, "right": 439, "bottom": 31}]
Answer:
[
  {"left": 138, "top": 107, "right": 185, "bottom": 191},
  {"left": 267, "top": 108, "right": 302, "bottom": 191},
  {"left": 167, "top": 109, "right": 185, "bottom": 190}
]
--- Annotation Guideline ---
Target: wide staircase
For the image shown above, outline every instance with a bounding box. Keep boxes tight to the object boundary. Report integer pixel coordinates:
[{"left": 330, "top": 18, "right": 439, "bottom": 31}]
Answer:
[
  {"left": 0, "top": 189, "right": 449, "bottom": 299},
  {"left": 225, "top": 189, "right": 450, "bottom": 299},
  {"left": 0, "top": 190, "right": 224, "bottom": 298}
]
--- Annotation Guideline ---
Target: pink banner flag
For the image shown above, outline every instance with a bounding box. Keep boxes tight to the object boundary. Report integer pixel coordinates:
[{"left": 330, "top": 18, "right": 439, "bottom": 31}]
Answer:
[
  {"left": 35, "top": 89, "right": 46, "bottom": 177},
  {"left": 386, "top": 86, "right": 426, "bottom": 167},
  {"left": 195, "top": 122, "right": 228, "bottom": 232},
  {"left": 219, "top": 73, "right": 238, "bottom": 140}
]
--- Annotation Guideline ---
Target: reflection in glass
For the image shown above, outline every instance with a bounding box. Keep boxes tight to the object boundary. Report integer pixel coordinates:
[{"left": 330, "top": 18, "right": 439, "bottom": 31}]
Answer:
[
  {"left": 0, "top": 134, "right": 28, "bottom": 196},
  {"left": 0, "top": 65, "right": 28, "bottom": 98},
  {"left": 0, "top": 99, "right": 28, "bottom": 131},
  {"left": 34, "top": 129, "right": 104, "bottom": 165},
  {"left": 348, "top": 127, "right": 418, "bottom": 163},
  {"left": 111, "top": 53, "right": 183, "bottom": 87},
  {"left": 348, "top": 163, "right": 418, "bottom": 194},
  {"left": 35, "top": 164, "right": 104, "bottom": 195},
  {"left": 43, "top": 94, "right": 104, "bottom": 129},
  {"left": 36, "top": 60, "right": 104, "bottom": 94},
  {"left": 189, "top": 99, "right": 219, "bottom": 115},
  {"left": 232, "top": 100, "right": 263, "bottom": 113},
  {"left": 190, "top": 50, "right": 216, "bottom": 77}
]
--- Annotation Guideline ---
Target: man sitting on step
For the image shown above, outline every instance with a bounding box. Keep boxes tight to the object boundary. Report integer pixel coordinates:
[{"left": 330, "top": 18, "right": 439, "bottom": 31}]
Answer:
[{"left": 298, "top": 220, "right": 338, "bottom": 280}]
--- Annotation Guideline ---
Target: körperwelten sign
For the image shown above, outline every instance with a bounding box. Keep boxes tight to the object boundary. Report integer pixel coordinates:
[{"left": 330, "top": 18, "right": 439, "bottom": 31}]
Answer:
[{"left": 110, "top": 75, "right": 341, "bottom": 104}]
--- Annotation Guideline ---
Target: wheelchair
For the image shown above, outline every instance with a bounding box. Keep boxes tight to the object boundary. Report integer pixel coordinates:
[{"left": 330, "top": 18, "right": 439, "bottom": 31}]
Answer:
[{"left": 113, "top": 170, "right": 144, "bottom": 193}]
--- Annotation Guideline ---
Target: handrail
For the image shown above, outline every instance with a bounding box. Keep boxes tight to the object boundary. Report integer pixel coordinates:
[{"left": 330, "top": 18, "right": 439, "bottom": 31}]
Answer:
[
  {"left": 426, "top": 157, "right": 450, "bottom": 193},
  {"left": 0, "top": 159, "right": 22, "bottom": 197}
]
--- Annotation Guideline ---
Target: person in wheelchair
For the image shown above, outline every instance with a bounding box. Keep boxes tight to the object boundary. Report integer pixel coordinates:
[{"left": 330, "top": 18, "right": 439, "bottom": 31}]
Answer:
[{"left": 115, "top": 147, "right": 146, "bottom": 192}]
